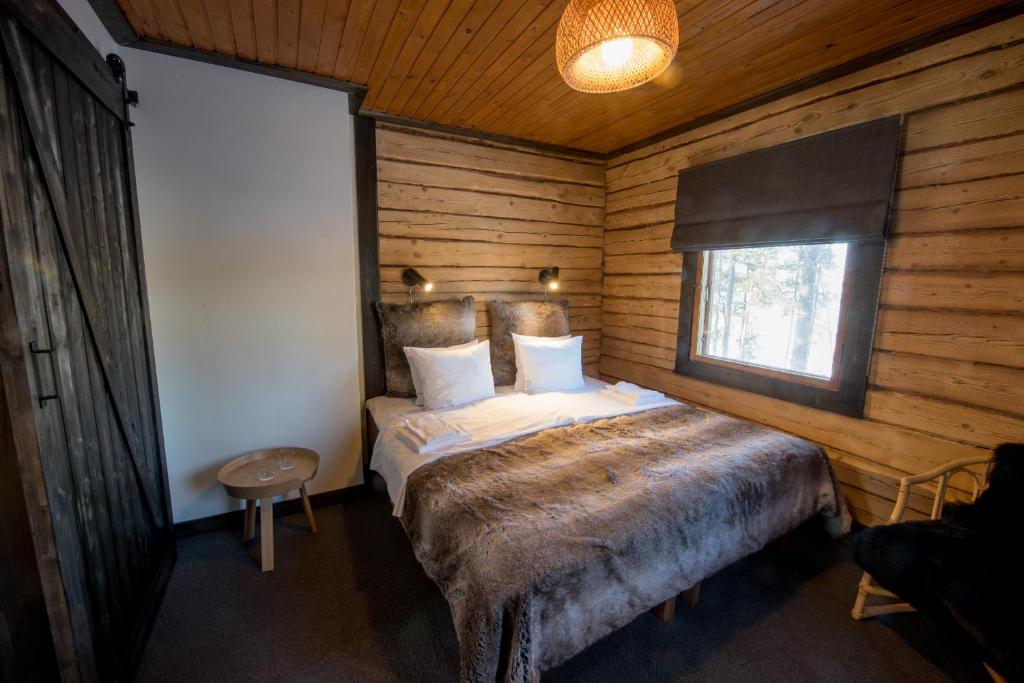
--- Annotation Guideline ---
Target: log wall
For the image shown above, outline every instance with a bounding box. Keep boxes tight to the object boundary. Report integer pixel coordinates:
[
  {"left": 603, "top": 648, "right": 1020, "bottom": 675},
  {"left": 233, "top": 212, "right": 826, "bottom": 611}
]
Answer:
[
  {"left": 599, "top": 16, "right": 1024, "bottom": 524},
  {"left": 375, "top": 123, "right": 606, "bottom": 375}
]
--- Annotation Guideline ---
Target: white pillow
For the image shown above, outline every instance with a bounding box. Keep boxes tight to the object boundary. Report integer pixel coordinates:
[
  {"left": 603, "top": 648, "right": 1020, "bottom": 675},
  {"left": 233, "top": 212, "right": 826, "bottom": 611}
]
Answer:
[
  {"left": 514, "top": 335, "right": 585, "bottom": 394},
  {"left": 407, "top": 340, "right": 478, "bottom": 405},
  {"left": 511, "top": 333, "right": 571, "bottom": 390},
  {"left": 403, "top": 340, "right": 496, "bottom": 410}
]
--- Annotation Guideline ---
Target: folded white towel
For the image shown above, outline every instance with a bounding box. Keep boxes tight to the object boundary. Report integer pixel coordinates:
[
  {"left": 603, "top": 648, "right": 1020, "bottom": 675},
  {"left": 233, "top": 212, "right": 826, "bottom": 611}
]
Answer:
[
  {"left": 396, "top": 430, "right": 470, "bottom": 454},
  {"left": 607, "top": 381, "right": 663, "bottom": 401},
  {"left": 397, "top": 413, "right": 470, "bottom": 454},
  {"left": 609, "top": 381, "right": 659, "bottom": 396},
  {"left": 402, "top": 413, "right": 458, "bottom": 443},
  {"left": 600, "top": 388, "right": 664, "bottom": 406}
]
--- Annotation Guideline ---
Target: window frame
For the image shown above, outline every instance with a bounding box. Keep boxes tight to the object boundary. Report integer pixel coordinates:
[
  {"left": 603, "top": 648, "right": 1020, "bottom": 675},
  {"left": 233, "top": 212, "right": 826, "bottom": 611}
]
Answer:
[{"left": 674, "top": 241, "right": 884, "bottom": 418}]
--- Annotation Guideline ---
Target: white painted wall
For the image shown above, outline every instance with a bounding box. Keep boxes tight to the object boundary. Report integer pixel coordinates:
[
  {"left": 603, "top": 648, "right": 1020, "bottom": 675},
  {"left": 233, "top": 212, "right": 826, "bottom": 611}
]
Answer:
[
  {"left": 59, "top": 0, "right": 119, "bottom": 58},
  {"left": 59, "top": 0, "right": 364, "bottom": 522}
]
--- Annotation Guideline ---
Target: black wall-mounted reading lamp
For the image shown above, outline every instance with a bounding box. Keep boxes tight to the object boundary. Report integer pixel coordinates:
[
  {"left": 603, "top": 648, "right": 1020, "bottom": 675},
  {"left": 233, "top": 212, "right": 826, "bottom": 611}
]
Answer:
[
  {"left": 402, "top": 268, "right": 433, "bottom": 302},
  {"left": 538, "top": 267, "right": 560, "bottom": 297}
]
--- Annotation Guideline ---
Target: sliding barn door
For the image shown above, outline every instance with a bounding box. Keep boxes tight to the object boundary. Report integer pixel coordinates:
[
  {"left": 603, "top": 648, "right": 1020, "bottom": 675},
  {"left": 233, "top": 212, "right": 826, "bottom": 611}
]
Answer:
[{"left": 0, "top": 14, "right": 173, "bottom": 682}]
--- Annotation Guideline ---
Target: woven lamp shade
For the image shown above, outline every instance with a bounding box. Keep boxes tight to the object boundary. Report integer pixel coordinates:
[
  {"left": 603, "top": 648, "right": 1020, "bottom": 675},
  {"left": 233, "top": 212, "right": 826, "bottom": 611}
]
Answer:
[{"left": 556, "top": 0, "right": 679, "bottom": 93}]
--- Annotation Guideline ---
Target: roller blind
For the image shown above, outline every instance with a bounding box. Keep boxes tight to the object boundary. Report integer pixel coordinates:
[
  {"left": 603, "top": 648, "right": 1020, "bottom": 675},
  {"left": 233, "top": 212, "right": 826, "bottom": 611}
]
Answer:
[{"left": 671, "top": 116, "right": 902, "bottom": 252}]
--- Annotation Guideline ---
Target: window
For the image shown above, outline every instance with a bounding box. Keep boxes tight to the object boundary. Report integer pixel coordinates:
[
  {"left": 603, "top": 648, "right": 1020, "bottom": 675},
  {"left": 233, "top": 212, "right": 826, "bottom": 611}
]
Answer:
[
  {"left": 669, "top": 118, "right": 900, "bottom": 417},
  {"left": 674, "top": 242, "right": 884, "bottom": 418},
  {"left": 693, "top": 243, "right": 850, "bottom": 387}
]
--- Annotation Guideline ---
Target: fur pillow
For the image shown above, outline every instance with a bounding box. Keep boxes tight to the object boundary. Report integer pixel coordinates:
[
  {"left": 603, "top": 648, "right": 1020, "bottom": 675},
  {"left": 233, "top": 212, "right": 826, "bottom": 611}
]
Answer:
[
  {"left": 376, "top": 296, "right": 476, "bottom": 397},
  {"left": 487, "top": 299, "right": 570, "bottom": 386}
]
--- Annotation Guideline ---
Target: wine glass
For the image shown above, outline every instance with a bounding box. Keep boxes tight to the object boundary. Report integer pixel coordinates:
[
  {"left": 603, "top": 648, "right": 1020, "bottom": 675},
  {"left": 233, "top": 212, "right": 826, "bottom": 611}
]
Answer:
[
  {"left": 256, "top": 459, "right": 274, "bottom": 482},
  {"left": 277, "top": 448, "right": 294, "bottom": 471}
]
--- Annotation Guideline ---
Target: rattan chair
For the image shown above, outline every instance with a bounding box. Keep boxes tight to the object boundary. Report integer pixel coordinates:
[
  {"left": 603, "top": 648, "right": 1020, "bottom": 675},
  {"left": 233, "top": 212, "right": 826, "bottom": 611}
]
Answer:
[
  {"left": 852, "top": 455, "right": 994, "bottom": 619},
  {"left": 851, "top": 455, "right": 1001, "bottom": 680}
]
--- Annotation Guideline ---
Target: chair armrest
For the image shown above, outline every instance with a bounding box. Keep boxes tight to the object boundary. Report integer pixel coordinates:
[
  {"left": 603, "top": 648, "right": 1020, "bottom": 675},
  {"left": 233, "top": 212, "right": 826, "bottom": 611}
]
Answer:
[{"left": 887, "top": 455, "right": 993, "bottom": 524}]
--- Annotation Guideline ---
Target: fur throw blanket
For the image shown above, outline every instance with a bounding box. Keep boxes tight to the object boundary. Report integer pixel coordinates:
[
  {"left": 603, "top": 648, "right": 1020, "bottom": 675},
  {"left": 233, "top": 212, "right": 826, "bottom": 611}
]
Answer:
[{"left": 400, "top": 404, "right": 849, "bottom": 682}]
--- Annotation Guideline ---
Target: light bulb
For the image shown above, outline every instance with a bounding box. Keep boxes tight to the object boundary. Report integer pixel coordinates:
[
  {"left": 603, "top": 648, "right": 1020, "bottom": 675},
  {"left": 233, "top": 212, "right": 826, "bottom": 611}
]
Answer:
[
  {"left": 600, "top": 38, "right": 634, "bottom": 67},
  {"left": 549, "top": 281, "right": 559, "bottom": 290},
  {"left": 424, "top": 282, "right": 434, "bottom": 292}
]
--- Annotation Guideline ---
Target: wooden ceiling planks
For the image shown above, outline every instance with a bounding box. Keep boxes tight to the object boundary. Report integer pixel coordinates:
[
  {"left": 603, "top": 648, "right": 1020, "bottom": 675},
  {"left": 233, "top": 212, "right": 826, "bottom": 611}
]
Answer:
[
  {"left": 294, "top": 0, "right": 325, "bottom": 70},
  {"left": 313, "top": 0, "right": 350, "bottom": 76},
  {"left": 358, "top": 0, "right": 422, "bottom": 87},
  {"left": 331, "top": 0, "right": 380, "bottom": 81},
  {"left": 441, "top": 1, "right": 566, "bottom": 126},
  {"left": 350, "top": 0, "right": 404, "bottom": 83},
  {"left": 519, "top": 0, "right": 993, "bottom": 148},
  {"left": 251, "top": 0, "right": 276, "bottom": 63},
  {"left": 408, "top": 0, "right": 529, "bottom": 120},
  {"left": 176, "top": 0, "right": 215, "bottom": 50},
  {"left": 366, "top": 0, "right": 451, "bottom": 110},
  {"left": 203, "top": 0, "right": 238, "bottom": 55},
  {"left": 276, "top": 0, "right": 301, "bottom": 68},
  {"left": 382, "top": 0, "right": 498, "bottom": 114},
  {"left": 113, "top": 0, "right": 1016, "bottom": 152}
]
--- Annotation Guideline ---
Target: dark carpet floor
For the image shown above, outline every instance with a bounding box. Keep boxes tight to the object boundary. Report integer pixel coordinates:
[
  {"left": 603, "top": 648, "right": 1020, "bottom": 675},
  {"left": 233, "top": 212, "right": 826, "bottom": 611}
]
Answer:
[{"left": 137, "top": 493, "right": 990, "bottom": 682}]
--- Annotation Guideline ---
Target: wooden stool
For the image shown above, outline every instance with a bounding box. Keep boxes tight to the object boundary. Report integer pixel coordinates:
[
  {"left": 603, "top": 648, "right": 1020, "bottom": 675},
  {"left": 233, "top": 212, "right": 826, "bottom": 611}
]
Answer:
[{"left": 217, "top": 448, "right": 319, "bottom": 571}]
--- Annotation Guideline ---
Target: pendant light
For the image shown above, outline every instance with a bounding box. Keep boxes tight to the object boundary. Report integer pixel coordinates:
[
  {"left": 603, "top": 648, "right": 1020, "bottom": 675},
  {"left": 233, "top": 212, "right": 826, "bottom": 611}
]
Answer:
[{"left": 556, "top": 0, "right": 679, "bottom": 94}]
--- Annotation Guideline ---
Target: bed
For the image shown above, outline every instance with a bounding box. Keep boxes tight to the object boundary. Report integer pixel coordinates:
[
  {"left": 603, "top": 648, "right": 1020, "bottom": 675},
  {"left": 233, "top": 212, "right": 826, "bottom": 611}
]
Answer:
[{"left": 367, "top": 376, "right": 849, "bottom": 682}]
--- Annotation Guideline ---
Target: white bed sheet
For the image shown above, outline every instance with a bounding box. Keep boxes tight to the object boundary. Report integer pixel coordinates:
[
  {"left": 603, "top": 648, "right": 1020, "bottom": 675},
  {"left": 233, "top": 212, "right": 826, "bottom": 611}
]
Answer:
[
  {"left": 369, "top": 376, "right": 679, "bottom": 516},
  {"left": 365, "top": 384, "right": 519, "bottom": 431},
  {"left": 365, "top": 395, "right": 420, "bottom": 431}
]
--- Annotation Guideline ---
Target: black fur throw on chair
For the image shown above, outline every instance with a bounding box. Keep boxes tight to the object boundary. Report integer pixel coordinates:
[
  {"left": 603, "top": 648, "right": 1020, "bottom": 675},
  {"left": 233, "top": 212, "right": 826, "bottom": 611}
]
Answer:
[{"left": 853, "top": 443, "right": 1024, "bottom": 681}]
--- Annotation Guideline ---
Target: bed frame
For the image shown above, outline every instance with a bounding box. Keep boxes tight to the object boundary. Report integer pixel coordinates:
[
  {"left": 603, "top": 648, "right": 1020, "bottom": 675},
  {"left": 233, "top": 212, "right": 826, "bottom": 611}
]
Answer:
[
  {"left": 363, "top": 410, "right": 379, "bottom": 487},
  {"left": 652, "top": 584, "right": 701, "bottom": 621},
  {"left": 364, "top": 411, "right": 378, "bottom": 466}
]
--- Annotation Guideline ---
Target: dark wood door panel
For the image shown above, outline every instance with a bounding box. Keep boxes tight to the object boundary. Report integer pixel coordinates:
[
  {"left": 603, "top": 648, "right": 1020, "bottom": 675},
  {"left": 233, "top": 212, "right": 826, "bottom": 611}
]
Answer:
[
  {"left": 0, "top": 46, "right": 97, "bottom": 682},
  {"left": 0, "top": 14, "right": 173, "bottom": 681},
  {"left": 2, "top": 21, "right": 165, "bottom": 528}
]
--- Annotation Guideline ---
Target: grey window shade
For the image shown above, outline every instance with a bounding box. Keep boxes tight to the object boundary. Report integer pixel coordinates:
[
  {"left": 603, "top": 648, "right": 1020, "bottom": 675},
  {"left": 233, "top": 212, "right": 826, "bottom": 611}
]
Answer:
[{"left": 671, "top": 117, "right": 902, "bottom": 252}]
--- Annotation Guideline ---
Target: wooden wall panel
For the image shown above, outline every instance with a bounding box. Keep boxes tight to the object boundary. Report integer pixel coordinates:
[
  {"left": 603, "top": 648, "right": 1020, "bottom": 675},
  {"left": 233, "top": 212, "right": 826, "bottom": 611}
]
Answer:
[
  {"left": 599, "top": 16, "right": 1024, "bottom": 525},
  {"left": 376, "top": 124, "right": 606, "bottom": 375}
]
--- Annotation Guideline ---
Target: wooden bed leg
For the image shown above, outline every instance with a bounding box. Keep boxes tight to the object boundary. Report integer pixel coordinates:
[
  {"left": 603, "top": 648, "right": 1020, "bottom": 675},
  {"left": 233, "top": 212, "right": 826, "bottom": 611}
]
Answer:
[
  {"left": 653, "top": 598, "right": 676, "bottom": 622},
  {"left": 681, "top": 582, "right": 701, "bottom": 608}
]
